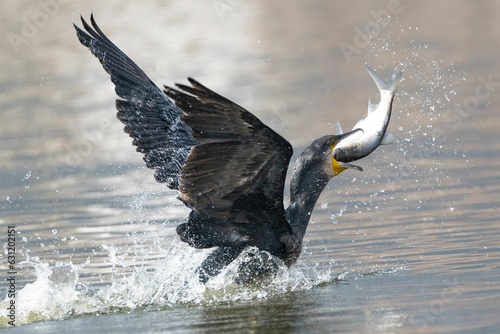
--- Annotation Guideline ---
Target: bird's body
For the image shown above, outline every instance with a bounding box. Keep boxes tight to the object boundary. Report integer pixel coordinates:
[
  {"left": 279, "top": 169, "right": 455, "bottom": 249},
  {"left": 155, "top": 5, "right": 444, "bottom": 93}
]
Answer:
[{"left": 74, "top": 16, "right": 399, "bottom": 283}]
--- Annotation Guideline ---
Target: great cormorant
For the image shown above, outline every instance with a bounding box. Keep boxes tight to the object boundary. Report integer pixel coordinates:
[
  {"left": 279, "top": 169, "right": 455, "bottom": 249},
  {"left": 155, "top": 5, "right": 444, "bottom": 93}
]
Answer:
[{"left": 74, "top": 15, "right": 394, "bottom": 283}]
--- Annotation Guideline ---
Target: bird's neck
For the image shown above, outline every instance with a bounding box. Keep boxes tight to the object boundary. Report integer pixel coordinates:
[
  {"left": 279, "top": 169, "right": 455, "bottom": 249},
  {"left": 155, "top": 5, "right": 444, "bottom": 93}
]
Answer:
[{"left": 286, "top": 154, "right": 331, "bottom": 240}]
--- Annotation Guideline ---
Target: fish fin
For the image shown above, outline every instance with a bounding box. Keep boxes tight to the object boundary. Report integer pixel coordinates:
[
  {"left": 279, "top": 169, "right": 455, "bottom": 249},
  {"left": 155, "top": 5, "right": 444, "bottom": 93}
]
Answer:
[
  {"left": 365, "top": 64, "right": 404, "bottom": 94},
  {"left": 335, "top": 120, "right": 343, "bottom": 135},
  {"left": 367, "top": 100, "right": 377, "bottom": 114},
  {"left": 380, "top": 132, "right": 398, "bottom": 145},
  {"left": 339, "top": 162, "right": 363, "bottom": 172}
]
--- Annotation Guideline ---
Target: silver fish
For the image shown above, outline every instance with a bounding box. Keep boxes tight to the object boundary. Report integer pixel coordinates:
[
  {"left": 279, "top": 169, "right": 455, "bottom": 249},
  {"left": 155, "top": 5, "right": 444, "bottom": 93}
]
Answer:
[{"left": 331, "top": 65, "right": 403, "bottom": 175}]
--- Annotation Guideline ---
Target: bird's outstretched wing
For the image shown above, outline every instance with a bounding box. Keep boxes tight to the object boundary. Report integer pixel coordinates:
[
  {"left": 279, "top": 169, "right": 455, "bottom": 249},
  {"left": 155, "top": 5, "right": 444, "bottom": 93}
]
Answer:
[
  {"left": 165, "top": 80, "right": 294, "bottom": 253},
  {"left": 164, "top": 79, "right": 293, "bottom": 227},
  {"left": 75, "top": 16, "right": 294, "bottom": 252},
  {"left": 74, "top": 14, "right": 196, "bottom": 189}
]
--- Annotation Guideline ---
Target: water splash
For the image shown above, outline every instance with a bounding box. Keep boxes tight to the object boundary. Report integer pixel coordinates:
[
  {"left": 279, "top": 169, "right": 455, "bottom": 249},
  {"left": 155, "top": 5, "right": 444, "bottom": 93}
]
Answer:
[
  {"left": 0, "top": 258, "right": 85, "bottom": 325},
  {"left": 0, "top": 243, "right": 350, "bottom": 328}
]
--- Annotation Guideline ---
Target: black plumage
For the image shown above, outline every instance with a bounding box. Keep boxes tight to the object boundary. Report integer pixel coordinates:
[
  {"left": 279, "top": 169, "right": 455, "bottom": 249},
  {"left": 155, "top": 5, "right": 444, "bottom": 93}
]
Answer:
[
  {"left": 74, "top": 15, "right": 361, "bottom": 282},
  {"left": 74, "top": 15, "right": 196, "bottom": 190}
]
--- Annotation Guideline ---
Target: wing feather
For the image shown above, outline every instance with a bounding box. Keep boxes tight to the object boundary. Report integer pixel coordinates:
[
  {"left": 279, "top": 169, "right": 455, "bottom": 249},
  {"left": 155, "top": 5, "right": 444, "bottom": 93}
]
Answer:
[
  {"left": 164, "top": 79, "right": 293, "bottom": 226},
  {"left": 74, "top": 15, "right": 196, "bottom": 189},
  {"left": 76, "top": 16, "right": 293, "bottom": 251}
]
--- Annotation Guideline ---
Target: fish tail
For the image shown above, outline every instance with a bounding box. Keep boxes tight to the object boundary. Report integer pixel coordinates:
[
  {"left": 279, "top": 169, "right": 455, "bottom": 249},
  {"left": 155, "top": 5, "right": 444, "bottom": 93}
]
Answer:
[{"left": 365, "top": 64, "right": 404, "bottom": 94}]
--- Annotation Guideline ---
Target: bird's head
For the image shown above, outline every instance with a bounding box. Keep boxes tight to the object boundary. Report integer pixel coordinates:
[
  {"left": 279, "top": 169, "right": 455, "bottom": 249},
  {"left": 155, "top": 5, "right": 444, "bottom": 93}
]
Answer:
[
  {"left": 289, "top": 128, "right": 365, "bottom": 214},
  {"left": 294, "top": 128, "right": 364, "bottom": 184}
]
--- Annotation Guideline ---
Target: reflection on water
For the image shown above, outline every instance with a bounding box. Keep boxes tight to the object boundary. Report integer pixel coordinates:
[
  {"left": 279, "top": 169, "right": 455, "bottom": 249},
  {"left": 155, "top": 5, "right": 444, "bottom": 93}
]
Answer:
[{"left": 1, "top": 0, "right": 500, "bottom": 332}]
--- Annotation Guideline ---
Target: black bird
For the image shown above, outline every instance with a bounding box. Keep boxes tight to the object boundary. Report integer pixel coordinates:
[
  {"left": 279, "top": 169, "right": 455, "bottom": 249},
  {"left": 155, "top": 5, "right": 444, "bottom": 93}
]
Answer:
[{"left": 74, "top": 15, "right": 365, "bottom": 283}]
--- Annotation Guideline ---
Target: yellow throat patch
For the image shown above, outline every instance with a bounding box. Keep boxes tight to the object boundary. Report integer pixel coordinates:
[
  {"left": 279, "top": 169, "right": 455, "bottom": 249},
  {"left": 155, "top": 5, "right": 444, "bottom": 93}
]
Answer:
[
  {"left": 330, "top": 143, "right": 346, "bottom": 176},
  {"left": 331, "top": 157, "right": 347, "bottom": 176}
]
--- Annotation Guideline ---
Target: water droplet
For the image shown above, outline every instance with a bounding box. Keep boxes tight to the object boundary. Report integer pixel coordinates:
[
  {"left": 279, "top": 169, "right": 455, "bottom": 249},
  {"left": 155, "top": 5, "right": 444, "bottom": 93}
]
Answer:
[
  {"left": 449, "top": 207, "right": 454, "bottom": 212},
  {"left": 321, "top": 202, "right": 328, "bottom": 209},
  {"left": 52, "top": 229, "right": 58, "bottom": 235}
]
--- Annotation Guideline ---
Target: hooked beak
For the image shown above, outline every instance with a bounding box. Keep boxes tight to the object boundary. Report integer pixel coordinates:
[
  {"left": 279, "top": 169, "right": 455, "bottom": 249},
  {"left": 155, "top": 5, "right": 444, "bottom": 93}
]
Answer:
[{"left": 331, "top": 128, "right": 364, "bottom": 176}]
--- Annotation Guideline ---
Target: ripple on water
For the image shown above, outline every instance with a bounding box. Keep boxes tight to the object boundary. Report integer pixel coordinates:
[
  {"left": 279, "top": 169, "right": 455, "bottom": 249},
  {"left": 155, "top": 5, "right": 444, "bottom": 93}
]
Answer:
[{"left": 0, "top": 241, "right": 410, "bottom": 328}]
